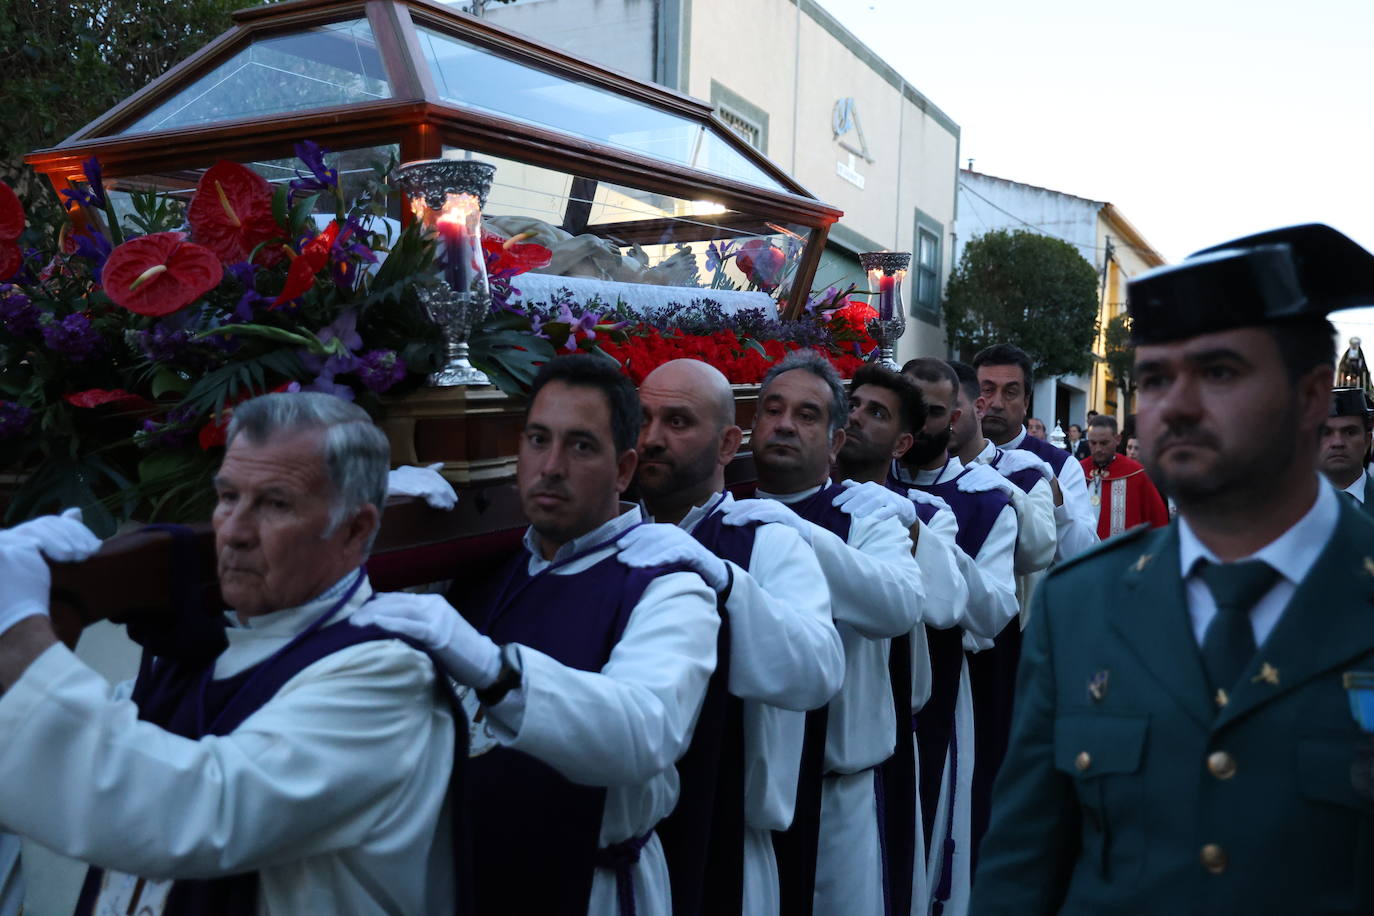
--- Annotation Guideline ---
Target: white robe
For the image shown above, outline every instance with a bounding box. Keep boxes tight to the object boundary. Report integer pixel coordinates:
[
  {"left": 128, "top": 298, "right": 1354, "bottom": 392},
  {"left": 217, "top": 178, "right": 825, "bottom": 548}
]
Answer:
[
  {"left": 671, "top": 493, "right": 845, "bottom": 916},
  {"left": 1004, "top": 426, "right": 1098, "bottom": 563},
  {"left": 971, "top": 438, "right": 1057, "bottom": 621},
  {"left": 758, "top": 483, "right": 925, "bottom": 916},
  {"left": 0, "top": 575, "right": 457, "bottom": 915},
  {"left": 903, "top": 460, "right": 1018, "bottom": 916},
  {"left": 481, "top": 507, "right": 719, "bottom": 916}
]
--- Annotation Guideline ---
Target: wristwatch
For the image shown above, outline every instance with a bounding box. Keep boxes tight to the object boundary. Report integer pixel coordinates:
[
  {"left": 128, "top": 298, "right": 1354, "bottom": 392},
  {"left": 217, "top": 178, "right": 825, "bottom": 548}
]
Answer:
[{"left": 476, "top": 643, "right": 523, "bottom": 708}]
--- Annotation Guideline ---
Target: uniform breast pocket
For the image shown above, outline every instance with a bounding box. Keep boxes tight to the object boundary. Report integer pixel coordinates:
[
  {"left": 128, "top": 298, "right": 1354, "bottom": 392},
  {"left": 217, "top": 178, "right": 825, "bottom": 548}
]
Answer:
[
  {"left": 1296, "top": 731, "right": 1374, "bottom": 910},
  {"left": 1054, "top": 713, "right": 1149, "bottom": 882}
]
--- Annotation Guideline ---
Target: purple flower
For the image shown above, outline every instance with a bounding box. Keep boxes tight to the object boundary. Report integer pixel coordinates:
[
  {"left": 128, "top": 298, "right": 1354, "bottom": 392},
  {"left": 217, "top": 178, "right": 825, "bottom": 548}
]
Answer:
[
  {"left": 329, "top": 220, "right": 376, "bottom": 292},
  {"left": 71, "top": 230, "right": 113, "bottom": 285},
  {"left": 705, "top": 240, "right": 737, "bottom": 274},
  {"left": 0, "top": 401, "right": 32, "bottom": 440},
  {"left": 136, "top": 403, "right": 198, "bottom": 449},
  {"left": 355, "top": 349, "right": 407, "bottom": 393},
  {"left": 225, "top": 262, "right": 273, "bottom": 321},
  {"left": 289, "top": 141, "right": 339, "bottom": 203},
  {"left": 302, "top": 375, "right": 356, "bottom": 400},
  {"left": 59, "top": 157, "right": 108, "bottom": 211},
  {"left": 316, "top": 310, "right": 363, "bottom": 354},
  {"left": 0, "top": 285, "right": 39, "bottom": 336},
  {"left": 42, "top": 313, "right": 102, "bottom": 361}
]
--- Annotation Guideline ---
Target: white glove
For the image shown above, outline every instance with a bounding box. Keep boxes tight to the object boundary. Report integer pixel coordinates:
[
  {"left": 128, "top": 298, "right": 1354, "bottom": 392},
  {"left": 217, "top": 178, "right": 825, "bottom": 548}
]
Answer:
[
  {"left": 0, "top": 507, "right": 102, "bottom": 559},
  {"left": 0, "top": 508, "right": 101, "bottom": 637},
  {"left": 351, "top": 592, "right": 502, "bottom": 688},
  {"left": 719, "top": 498, "right": 813, "bottom": 544},
  {"left": 386, "top": 463, "right": 458, "bottom": 510},
  {"left": 907, "top": 489, "right": 952, "bottom": 514},
  {"left": 992, "top": 448, "right": 1055, "bottom": 482},
  {"left": 832, "top": 479, "right": 917, "bottom": 528},
  {"left": 956, "top": 463, "right": 1018, "bottom": 498},
  {"left": 616, "top": 523, "right": 729, "bottom": 593}
]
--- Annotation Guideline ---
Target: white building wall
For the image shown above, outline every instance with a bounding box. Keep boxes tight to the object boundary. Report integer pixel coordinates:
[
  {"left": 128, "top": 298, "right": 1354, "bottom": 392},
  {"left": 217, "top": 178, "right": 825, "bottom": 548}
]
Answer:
[{"left": 477, "top": 0, "right": 660, "bottom": 82}]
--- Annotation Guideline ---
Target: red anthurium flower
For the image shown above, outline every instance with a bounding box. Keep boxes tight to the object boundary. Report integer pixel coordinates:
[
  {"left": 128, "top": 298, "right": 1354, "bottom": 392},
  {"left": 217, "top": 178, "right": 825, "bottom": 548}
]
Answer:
[
  {"left": 0, "top": 183, "right": 25, "bottom": 281},
  {"left": 273, "top": 221, "right": 339, "bottom": 306},
  {"left": 188, "top": 161, "right": 283, "bottom": 267},
  {"left": 482, "top": 230, "right": 552, "bottom": 278},
  {"left": 103, "top": 232, "right": 222, "bottom": 316},
  {"left": 735, "top": 239, "right": 785, "bottom": 289},
  {"left": 63, "top": 388, "right": 154, "bottom": 411}
]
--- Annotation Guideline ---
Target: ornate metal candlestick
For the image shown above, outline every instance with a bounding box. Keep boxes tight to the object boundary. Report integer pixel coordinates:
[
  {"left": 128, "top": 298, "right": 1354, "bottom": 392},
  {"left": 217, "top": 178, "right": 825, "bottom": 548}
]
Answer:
[
  {"left": 859, "top": 250, "right": 911, "bottom": 370},
  {"left": 392, "top": 159, "right": 496, "bottom": 387}
]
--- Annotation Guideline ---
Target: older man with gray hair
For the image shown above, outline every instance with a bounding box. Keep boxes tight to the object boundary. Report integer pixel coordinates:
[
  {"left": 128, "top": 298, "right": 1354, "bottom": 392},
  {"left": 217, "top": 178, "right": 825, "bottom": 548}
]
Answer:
[{"left": 0, "top": 392, "right": 458, "bottom": 915}]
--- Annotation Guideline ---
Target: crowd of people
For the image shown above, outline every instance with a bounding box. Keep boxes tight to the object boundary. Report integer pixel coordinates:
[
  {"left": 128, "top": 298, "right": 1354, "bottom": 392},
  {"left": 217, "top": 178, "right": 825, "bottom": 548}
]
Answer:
[{"left": 0, "top": 222, "right": 1372, "bottom": 916}]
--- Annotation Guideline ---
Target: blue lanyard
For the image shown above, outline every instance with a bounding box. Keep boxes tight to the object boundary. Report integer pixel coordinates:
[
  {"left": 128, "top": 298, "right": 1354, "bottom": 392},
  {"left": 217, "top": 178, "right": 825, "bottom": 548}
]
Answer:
[{"left": 195, "top": 567, "right": 368, "bottom": 736}]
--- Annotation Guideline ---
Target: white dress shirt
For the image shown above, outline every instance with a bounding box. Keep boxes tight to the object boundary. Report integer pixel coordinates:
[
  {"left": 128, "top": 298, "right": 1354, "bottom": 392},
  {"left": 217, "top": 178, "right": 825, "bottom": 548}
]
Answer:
[
  {"left": 1343, "top": 469, "right": 1368, "bottom": 503},
  {"left": 481, "top": 506, "right": 720, "bottom": 916},
  {"left": 1178, "top": 477, "right": 1339, "bottom": 647},
  {"left": 0, "top": 574, "right": 456, "bottom": 915}
]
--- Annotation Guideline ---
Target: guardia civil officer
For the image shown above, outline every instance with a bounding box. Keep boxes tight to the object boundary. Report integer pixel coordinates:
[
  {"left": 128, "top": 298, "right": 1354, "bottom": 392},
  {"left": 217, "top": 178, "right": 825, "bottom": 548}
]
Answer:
[
  {"left": 1319, "top": 387, "right": 1374, "bottom": 513},
  {"left": 970, "top": 224, "right": 1374, "bottom": 915}
]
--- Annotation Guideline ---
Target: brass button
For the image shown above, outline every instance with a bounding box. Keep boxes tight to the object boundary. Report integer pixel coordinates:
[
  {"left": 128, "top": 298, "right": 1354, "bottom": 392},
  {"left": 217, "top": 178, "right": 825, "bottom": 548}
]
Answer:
[
  {"left": 1207, "top": 751, "right": 1237, "bottom": 780},
  {"left": 1200, "top": 843, "right": 1227, "bottom": 874},
  {"left": 1075, "top": 751, "right": 1092, "bottom": 772}
]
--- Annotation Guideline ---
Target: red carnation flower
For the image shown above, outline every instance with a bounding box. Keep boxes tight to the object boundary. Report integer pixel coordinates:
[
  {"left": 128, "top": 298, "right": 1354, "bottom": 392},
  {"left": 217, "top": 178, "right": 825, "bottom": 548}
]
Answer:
[{"left": 103, "top": 232, "right": 222, "bottom": 316}]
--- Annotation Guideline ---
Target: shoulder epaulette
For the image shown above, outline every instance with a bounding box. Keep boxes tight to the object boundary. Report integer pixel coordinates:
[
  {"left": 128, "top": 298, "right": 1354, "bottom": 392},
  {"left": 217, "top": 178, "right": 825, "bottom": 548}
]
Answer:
[{"left": 1048, "top": 522, "right": 1160, "bottom": 578}]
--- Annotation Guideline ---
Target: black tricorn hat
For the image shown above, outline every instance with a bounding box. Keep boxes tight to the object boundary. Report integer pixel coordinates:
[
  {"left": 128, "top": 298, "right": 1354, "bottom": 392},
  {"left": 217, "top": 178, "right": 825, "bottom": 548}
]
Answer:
[
  {"left": 1330, "top": 387, "right": 1372, "bottom": 420},
  {"left": 1126, "top": 224, "right": 1374, "bottom": 345}
]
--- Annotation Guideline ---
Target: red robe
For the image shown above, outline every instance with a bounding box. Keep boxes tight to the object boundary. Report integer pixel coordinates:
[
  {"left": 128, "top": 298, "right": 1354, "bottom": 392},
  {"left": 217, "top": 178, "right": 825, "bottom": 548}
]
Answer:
[{"left": 1080, "top": 454, "right": 1170, "bottom": 539}]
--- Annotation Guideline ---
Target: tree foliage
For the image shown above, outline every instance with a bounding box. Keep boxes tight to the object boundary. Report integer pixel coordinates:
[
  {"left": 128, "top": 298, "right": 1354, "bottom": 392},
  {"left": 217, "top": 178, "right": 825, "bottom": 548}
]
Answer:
[
  {"left": 1, "top": 0, "right": 251, "bottom": 204},
  {"left": 942, "top": 229, "right": 1101, "bottom": 379},
  {"left": 1102, "top": 312, "right": 1136, "bottom": 399}
]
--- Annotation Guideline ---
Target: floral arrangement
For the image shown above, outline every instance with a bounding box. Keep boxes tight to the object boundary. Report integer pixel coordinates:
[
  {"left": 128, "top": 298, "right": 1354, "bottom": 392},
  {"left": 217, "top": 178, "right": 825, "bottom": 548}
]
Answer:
[{"left": 0, "top": 143, "right": 877, "bottom": 533}]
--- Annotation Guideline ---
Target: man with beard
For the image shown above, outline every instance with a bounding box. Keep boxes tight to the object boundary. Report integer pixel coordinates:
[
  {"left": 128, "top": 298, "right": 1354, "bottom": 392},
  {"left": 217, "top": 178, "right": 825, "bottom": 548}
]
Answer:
[
  {"left": 836, "top": 364, "right": 970, "bottom": 915},
  {"left": 632, "top": 358, "right": 845, "bottom": 916},
  {"left": 971, "top": 224, "right": 1374, "bottom": 915},
  {"left": 1080, "top": 414, "right": 1169, "bottom": 538},
  {"left": 973, "top": 344, "right": 1099, "bottom": 562},
  {"left": 740, "top": 349, "right": 924, "bottom": 916},
  {"left": 894, "top": 358, "right": 1019, "bottom": 916},
  {"left": 359, "top": 355, "right": 720, "bottom": 915},
  {"left": 1318, "top": 387, "right": 1374, "bottom": 513}
]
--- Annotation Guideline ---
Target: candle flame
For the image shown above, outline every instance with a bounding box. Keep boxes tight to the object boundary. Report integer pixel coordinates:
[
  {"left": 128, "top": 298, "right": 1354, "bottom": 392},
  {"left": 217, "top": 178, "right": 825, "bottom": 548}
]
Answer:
[{"left": 435, "top": 192, "right": 480, "bottom": 231}]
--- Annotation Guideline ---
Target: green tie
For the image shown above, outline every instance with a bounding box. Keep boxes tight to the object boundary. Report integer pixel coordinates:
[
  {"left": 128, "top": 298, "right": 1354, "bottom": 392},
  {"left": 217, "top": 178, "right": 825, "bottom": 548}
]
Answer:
[{"left": 1197, "top": 560, "right": 1280, "bottom": 696}]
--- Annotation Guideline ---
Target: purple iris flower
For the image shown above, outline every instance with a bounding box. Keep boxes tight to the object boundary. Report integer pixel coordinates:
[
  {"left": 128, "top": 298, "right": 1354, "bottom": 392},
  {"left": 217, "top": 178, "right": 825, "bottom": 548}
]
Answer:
[
  {"left": 316, "top": 310, "right": 363, "bottom": 353},
  {"left": 329, "top": 220, "right": 376, "bottom": 292},
  {"left": 58, "top": 157, "right": 108, "bottom": 211},
  {"left": 556, "top": 302, "right": 603, "bottom": 352},
  {"left": 42, "top": 313, "right": 102, "bottom": 361},
  {"left": 705, "top": 240, "right": 737, "bottom": 274},
  {"left": 225, "top": 262, "right": 273, "bottom": 321},
  {"left": 289, "top": 141, "right": 339, "bottom": 203},
  {"left": 0, "top": 286, "right": 39, "bottom": 337},
  {"left": 71, "top": 230, "right": 113, "bottom": 285},
  {"left": 0, "top": 401, "right": 33, "bottom": 440},
  {"left": 356, "top": 349, "right": 407, "bottom": 393}
]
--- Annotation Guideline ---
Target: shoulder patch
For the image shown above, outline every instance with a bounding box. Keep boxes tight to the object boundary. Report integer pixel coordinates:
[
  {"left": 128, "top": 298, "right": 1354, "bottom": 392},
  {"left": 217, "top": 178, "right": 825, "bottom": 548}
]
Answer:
[{"left": 1048, "top": 522, "right": 1158, "bottom": 578}]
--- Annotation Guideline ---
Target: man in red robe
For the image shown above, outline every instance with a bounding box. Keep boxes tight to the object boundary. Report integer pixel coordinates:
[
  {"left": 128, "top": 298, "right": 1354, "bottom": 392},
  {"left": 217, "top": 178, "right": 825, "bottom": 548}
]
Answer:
[{"left": 1081, "top": 414, "right": 1170, "bottom": 538}]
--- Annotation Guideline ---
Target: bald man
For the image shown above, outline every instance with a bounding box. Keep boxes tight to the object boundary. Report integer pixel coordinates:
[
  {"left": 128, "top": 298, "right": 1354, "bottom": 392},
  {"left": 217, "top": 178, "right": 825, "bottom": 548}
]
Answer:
[{"left": 630, "top": 359, "right": 844, "bottom": 915}]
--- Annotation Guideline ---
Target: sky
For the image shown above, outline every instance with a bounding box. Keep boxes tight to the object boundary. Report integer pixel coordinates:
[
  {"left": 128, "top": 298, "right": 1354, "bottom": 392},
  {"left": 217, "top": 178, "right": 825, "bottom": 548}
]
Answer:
[{"left": 813, "top": 0, "right": 1374, "bottom": 345}]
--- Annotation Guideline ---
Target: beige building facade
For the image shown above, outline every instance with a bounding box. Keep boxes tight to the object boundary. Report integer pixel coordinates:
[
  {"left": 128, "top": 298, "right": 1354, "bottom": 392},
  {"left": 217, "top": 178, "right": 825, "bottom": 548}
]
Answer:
[{"left": 479, "top": 0, "right": 963, "bottom": 361}]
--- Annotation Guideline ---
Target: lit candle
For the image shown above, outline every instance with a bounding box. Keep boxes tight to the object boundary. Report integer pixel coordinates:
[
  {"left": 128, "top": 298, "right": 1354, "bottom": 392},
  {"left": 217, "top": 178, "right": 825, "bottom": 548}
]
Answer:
[
  {"left": 435, "top": 192, "right": 481, "bottom": 295},
  {"left": 877, "top": 272, "right": 897, "bottom": 321}
]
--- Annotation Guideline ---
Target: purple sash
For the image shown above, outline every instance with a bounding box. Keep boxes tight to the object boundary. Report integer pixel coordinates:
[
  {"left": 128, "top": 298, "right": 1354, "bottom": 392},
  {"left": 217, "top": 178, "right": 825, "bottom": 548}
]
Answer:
[
  {"left": 654, "top": 496, "right": 754, "bottom": 916},
  {"left": 771, "top": 484, "right": 850, "bottom": 916},
  {"left": 74, "top": 571, "right": 465, "bottom": 916},
  {"left": 461, "top": 542, "right": 684, "bottom": 916}
]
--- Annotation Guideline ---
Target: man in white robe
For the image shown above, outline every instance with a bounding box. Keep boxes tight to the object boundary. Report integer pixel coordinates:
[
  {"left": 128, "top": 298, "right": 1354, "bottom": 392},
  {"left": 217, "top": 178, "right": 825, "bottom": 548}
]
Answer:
[
  {"left": 628, "top": 358, "right": 845, "bottom": 916},
  {"left": 356, "top": 354, "right": 719, "bottom": 916},
  {"left": 0, "top": 393, "right": 457, "bottom": 915}
]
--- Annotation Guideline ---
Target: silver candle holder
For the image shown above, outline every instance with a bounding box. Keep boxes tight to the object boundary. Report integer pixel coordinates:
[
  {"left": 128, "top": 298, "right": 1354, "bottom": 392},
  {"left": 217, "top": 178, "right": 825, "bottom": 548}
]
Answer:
[
  {"left": 859, "top": 250, "right": 911, "bottom": 371},
  {"left": 392, "top": 158, "right": 497, "bottom": 387}
]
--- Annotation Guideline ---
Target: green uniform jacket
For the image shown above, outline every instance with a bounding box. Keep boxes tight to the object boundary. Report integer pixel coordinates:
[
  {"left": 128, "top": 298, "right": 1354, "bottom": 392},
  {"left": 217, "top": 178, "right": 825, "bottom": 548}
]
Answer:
[
  {"left": 1361, "top": 473, "right": 1374, "bottom": 515},
  {"left": 969, "top": 500, "right": 1374, "bottom": 915}
]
